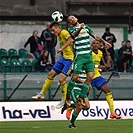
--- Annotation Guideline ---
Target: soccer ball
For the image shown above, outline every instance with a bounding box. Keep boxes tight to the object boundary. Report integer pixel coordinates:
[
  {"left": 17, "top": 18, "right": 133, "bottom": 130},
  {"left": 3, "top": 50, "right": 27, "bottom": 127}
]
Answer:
[{"left": 51, "top": 11, "right": 63, "bottom": 23}]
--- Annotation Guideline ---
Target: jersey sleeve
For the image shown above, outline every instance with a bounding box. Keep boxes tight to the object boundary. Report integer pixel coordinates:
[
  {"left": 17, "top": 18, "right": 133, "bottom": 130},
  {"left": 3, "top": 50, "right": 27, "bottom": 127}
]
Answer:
[
  {"left": 62, "top": 29, "right": 71, "bottom": 40},
  {"left": 68, "top": 26, "right": 76, "bottom": 34},
  {"left": 85, "top": 25, "right": 93, "bottom": 35}
]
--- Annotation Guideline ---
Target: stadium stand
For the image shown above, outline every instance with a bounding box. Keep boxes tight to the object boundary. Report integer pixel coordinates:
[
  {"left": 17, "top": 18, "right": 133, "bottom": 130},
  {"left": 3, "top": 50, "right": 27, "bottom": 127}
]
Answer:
[
  {"left": 32, "top": 59, "right": 38, "bottom": 72},
  {"left": 8, "top": 48, "right": 19, "bottom": 60},
  {"left": 21, "top": 59, "right": 32, "bottom": 72},
  {"left": 18, "top": 48, "right": 28, "bottom": 59},
  {"left": 10, "top": 59, "right": 22, "bottom": 72},
  {"left": 0, "top": 58, "right": 11, "bottom": 72},
  {"left": 0, "top": 48, "right": 9, "bottom": 60}
]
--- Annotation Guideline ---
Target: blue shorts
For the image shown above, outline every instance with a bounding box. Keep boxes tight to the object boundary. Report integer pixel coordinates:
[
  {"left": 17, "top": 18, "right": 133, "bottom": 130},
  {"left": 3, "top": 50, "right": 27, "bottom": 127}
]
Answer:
[
  {"left": 91, "top": 76, "right": 107, "bottom": 90},
  {"left": 52, "top": 58, "right": 72, "bottom": 76}
]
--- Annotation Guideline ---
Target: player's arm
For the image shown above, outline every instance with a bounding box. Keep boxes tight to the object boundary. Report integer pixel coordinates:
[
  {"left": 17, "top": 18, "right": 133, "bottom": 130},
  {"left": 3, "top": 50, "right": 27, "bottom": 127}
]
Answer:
[
  {"left": 89, "top": 33, "right": 112, "bottom": 48},
  {"left": 57, "top": 36, "right": 74, "bottom": 53},
  {"left": 71, "top": 23, "right": 84, "bottom": 39},
  {"left": 97, "top": 36, "right": 112, "bottom": 48},
  {"left": 98, "top": 65, "right": 106, "bottom": 71},
  {"left": 57, "top": 24, "right": 84, "bottom": 53}
]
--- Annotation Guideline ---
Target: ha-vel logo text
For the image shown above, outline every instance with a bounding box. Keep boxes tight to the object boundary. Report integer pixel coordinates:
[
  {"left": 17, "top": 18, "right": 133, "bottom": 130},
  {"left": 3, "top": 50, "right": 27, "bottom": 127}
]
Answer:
[{"left": 2, "top": 106, "right": 51, "bottom": 119}]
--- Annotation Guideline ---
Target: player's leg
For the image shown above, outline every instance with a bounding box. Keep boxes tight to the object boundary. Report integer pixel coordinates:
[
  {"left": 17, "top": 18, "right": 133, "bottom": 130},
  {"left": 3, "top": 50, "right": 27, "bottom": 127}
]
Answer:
[
  {"left": 31, "top": 69, "right": 57, "bottom": 100},
  {"left": 55, "top": 73, "right": 67, "bottom": 109},
  {"left": 96, "top": 76, "right": 121, "bottom": 119},
  {"left": 69, "top": 102, "right": 82, "bottom": 128},
  {"left": 66, "top": 56, "right": 84, "bottom": 106},
  {"left": 66, "top": 107, "right": 73, "bottom": 120},
  {"left": 55, "top": 58, "right": 73, "bottom": 108},
  {"left": 66, "top": 73, "right": 79, "bottom": 106},
  {"left": 78, "top": 71, "right": 94, "bottom": 106},
  {"left": 101, "top": 85, "right": 121, "bottom": 119},
  {"left": 79, "top": 55, "right": 94, "bottom": 106},
  {"left": 32, "top": 58, "right": 63, "bottom": 100},
  {"left": 83, "top": 97, "right": 90, "bottom": 110}
]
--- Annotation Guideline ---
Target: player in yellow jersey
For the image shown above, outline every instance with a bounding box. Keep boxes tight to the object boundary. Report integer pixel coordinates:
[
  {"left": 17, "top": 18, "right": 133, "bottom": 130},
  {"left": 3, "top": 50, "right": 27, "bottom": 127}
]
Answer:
[
  {"left": 90, "top": 40, "right": 121, "bottom": 119},
  {"left": 32, "top": 22, "right": 83, "bottom": 109},
  {"left": 63, "top": 40, "right": 121, "bottom": 123}
]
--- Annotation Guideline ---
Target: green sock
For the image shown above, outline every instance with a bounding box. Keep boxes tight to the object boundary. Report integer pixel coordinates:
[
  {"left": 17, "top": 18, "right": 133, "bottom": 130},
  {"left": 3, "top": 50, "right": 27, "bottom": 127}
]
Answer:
[
  {"left": 79, "top": 82, "right": 89, "bottom": 98},
  {"left": 71, "top": 103, "right": 76, "bottom": 109},
  {"left": 70, "top": 112, "right": 78, "bottom": 124},
  {"left": 67, "top": 79, "right": 75, "bottom": 97}
]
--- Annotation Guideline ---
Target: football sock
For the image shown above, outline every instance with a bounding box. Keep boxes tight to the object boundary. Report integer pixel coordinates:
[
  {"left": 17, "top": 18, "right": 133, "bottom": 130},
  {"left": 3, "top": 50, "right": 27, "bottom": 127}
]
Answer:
[
  {"left": 71, "top": 103, "right": 76, "bottom": 109},
  {"left": 67, "top": 107, "right": 73, "bottom": 112},
  {"left": 70, "top": 112, "right": 78, "bottom": 124},
  {"left": 106, "top": 92, "right": 114, "bottom": 114},
  {"left": 68, "top": 103, "right": 76, "bottom": 111},
  {"left": 67, "top": 79, "right": 75, "bottom": 97},
  {"left": 40, "top": 76, "right": 54, "bottom": 94},
  {"left": 60, "top": 82, "right": 67, "bottom": 100},
  {"left": 79, "top": 82, "right": 89, "bottom": 98}
]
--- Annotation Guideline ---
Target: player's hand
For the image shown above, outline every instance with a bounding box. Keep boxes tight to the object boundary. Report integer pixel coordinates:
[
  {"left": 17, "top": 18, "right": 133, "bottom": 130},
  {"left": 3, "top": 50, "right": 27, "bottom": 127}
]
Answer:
[
  {"left": 99, "top": 65, "right": 105, "bottom": 71},
  {"left": 93, "top": 34, "right": 100, "bottom": 41},
  {"left": 104, "top": 41, "right": 112, "bottom": 48},
  {"left": 57, "top": 48, "right": 63, "bottom": 53},
  {"left": 80, "top": 23, "right": 84, "bottom": 28}
]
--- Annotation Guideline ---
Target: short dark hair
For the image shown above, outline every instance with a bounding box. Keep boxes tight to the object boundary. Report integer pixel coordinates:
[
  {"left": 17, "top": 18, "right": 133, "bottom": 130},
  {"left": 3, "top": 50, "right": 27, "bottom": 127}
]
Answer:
[
  {"left": 126, "top": 40, "right": 131, "bottom": 43},
  {"left": 105, "top": 27, "right": 110, "bottom": 31},
  {"left": 50, "top": 22, "right": 60, "bottom": 28}
]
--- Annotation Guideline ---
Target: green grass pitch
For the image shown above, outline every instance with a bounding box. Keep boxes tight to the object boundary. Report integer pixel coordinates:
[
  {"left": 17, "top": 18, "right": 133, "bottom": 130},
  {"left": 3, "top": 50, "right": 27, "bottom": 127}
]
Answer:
[{"left": 0, "top": 119, "right": 132, "bottom": 133}]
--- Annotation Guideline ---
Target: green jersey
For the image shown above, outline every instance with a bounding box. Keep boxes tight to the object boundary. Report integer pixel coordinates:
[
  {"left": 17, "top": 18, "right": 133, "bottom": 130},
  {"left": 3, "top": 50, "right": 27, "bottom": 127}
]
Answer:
[{"left": 69, "top": 24, "right": 93, "bottom": 56}]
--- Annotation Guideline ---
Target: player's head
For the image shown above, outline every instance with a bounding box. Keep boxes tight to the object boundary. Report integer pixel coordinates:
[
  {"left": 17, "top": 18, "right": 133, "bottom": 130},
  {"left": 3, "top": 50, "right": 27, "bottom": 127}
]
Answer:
[
  {"left": 67, "top": 15, "right": 78, "bottom": 26},
  {"left": 91, "top": 40, "right": 100, "bottom": 51},
  {"left": 50, "top": 22, "right": 61, "bottom": 36}
]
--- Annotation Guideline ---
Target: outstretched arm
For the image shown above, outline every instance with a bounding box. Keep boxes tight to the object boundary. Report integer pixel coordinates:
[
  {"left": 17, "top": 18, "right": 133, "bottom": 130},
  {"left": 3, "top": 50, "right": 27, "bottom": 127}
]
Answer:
[{"left": 89, "top": 33, "right": 112, "bottom": 48}]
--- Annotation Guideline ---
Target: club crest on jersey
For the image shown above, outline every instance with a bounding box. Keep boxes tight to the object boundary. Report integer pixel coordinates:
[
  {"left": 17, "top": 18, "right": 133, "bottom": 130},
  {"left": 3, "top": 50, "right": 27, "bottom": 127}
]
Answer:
[{"left": 79, "top": 29, "right": 87, "bottom": 36}]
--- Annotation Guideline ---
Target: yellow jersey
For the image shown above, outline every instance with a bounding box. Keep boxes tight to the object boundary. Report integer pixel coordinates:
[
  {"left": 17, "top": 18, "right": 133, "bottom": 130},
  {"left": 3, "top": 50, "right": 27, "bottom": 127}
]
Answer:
[
  {"left": 92, "top": 50, "right": 103, "bottom": 79},
  {"left": 57, "top": 29, "right": 74, "bottom": 61}
]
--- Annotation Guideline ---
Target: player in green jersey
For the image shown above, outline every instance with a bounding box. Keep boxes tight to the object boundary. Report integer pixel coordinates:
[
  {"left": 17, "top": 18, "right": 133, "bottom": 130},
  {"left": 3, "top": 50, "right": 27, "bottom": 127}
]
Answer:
[{"left": 58, "top": 15, "right": 112, "bottom": 106}]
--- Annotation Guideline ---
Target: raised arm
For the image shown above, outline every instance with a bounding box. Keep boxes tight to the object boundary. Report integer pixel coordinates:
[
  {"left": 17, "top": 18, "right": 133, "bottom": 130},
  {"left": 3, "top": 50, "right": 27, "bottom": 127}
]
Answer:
[{"left": 89, "top": 33, "right": 112, "bottom": 48}]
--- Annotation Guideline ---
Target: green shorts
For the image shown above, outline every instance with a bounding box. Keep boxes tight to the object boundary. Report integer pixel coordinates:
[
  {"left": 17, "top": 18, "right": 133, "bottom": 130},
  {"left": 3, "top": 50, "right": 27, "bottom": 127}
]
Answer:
[{"left": 73, "top": 53, "right": 94, "bottom": 74}]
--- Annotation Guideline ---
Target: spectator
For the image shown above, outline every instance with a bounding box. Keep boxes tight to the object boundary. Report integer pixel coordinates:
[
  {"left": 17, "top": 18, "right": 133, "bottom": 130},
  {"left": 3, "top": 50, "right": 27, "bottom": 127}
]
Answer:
[
  {"left": 40, "top": 22, "right": 57, "bottom": 65},
  {"left": 102, "top": 27, "right": 117, "bottom": 61},
  {"left": 24, "top": 30, "right": 42, "bottom": 59},
  {"left": 37, "top": 50, "right": 53, "bottom": 72},
  {"left": 117, "top": 40, "right": 132, "bottom": 72},
  {"left": 100, "top": 42, "right": 114, "bottom": 71},
  {"left": 118, "top": 41, "right": 126, "bottom": 55}
]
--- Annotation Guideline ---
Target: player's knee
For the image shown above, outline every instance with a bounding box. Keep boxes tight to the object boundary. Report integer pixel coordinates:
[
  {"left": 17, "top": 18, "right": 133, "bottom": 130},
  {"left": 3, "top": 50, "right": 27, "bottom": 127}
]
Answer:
[
  {"left": 59, "top": 78, "right": 65, "bottom": 84},
  {"left": 86, "top": 77, "right": 93, "bottom": 84},
  {"left": 71, "top": 74, "right": 79, "bottom": 81},
  {"left": 84, "top": 104, "right": 90, "bottom": 110},
  {"left": 48, "top": 70, "right": 56, "bottom": 78}
]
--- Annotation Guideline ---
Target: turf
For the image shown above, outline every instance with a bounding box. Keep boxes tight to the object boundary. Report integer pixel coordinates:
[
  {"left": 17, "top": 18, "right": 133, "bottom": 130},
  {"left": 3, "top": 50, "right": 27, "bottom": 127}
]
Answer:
[{"left": 0, "top": 119, "right": 132, "bottom": 133}]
